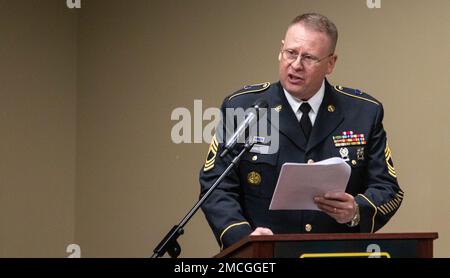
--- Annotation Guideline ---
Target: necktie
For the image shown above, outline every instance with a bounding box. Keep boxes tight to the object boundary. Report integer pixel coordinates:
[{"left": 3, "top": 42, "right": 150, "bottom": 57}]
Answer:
[{"left": 299, "top": 102, "right": 312, "bottom": 140}]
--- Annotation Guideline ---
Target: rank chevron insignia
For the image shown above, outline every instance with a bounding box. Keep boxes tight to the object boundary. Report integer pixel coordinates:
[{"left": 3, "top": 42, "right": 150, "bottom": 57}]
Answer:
[
  {"left": 385, "top": 142, "right": 397, "bottom": 178},
  {"left": 204, "top": 134, "right": 218, "bottom": 172}
]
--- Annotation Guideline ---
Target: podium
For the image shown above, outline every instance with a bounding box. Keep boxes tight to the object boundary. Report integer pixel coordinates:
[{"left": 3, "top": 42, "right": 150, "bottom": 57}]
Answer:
[{"left": 215, "top": 233, "right": 438, "bottom": 258}]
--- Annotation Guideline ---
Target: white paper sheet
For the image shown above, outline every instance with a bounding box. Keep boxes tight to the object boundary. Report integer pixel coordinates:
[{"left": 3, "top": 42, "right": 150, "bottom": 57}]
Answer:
[{"left": 269, "top": 157, "right": 351, "bottom": 210}]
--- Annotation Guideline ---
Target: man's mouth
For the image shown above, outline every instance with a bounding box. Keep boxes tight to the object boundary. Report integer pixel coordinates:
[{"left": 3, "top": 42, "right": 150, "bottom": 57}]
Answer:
[{"left": 288, "top": 74, "right": 304, "bottom": 84}]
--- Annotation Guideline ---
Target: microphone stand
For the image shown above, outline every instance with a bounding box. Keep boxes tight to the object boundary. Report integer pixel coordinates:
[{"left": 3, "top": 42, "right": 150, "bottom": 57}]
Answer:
[{"left": 151, "top": 140, "right": 254, "bottom": 258}]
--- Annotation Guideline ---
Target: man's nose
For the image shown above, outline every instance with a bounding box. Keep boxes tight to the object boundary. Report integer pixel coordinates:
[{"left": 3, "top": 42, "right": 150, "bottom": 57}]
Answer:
[{"left": 290, "top": 56, "right": 304, "bottom": 71}]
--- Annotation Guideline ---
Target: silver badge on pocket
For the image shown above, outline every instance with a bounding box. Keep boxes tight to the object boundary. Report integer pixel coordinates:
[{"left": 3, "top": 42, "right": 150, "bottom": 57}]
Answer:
[
  {"left": 250, "top": 144, "right": 270, "bottom": 154},
  {"left": 339, "top": 147, "right": 349, "bottom": 161}
]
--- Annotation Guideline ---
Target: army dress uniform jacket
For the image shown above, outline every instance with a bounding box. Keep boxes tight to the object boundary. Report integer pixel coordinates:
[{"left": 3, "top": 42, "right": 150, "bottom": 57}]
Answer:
[{"left": 199, "top": 80, "right": 404, "bottom": 249}]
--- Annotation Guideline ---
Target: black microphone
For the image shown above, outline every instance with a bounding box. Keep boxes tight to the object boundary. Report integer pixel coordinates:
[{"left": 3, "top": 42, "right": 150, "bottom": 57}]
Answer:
[{"left": 220, "top": 99, "right": 269, "bottom": 158}]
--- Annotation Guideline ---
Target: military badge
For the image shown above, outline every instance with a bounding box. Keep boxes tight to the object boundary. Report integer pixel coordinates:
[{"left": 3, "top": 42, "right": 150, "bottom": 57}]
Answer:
[
  {"left": 357, "top": 147, "right": 365, "bottom": 160},
  {"left": 203, "top": 134, "right": 218, "bottom": 172},
  {"left": 385, "top": 142, "right": 397, "bottom": 178},
  {"left": 247, "top": 171, "right": 262, "bottom": 186},
  {"left": 339, "top": 147, "right": 349, "bottom": 161},
  {"left": 333, "top": 131, "right": 366, "bottom": 147}
]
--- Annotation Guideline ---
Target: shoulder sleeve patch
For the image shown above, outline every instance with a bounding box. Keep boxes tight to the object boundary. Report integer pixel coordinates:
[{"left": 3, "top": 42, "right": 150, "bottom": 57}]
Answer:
[
  {"left": 334, "top": 85, "right": 379, "bottom": 106},
  {"left": 385, "top": 142, "right": 397, "bottom": 178},
  {"left": 203, "top": 134, "right": 218, "bottom": 172},
  {"left": 228, "top": 82, "right": 270, "bottom": 100}
]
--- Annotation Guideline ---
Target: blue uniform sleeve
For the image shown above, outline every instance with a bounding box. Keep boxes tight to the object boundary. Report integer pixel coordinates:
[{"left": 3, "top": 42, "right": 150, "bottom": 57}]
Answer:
[
  {"left": 355, "top": 103, "right": 404, "bottom": 232},
  {"left": 199, "top": 100, "right": 253, "bottom": 249}
]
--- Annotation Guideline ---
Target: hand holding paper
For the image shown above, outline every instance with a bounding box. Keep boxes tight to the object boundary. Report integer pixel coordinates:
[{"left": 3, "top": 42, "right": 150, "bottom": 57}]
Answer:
[
  {"left": 269, "top": 157, "right": 351, "bottom": 211},
  {"left": 314, "top": 191, "right": 358, "bottom": 224}
]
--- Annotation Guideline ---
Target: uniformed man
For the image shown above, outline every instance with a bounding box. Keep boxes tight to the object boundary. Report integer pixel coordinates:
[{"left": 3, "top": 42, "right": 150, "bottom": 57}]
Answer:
[{"left": 199, "top": 13, "right": 403, "bottom": 250}]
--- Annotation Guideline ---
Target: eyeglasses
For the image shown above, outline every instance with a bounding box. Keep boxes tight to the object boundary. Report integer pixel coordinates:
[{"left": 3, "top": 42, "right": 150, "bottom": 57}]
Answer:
[{"left": 281, "top": 49, "right": 334, "bottom": 67}]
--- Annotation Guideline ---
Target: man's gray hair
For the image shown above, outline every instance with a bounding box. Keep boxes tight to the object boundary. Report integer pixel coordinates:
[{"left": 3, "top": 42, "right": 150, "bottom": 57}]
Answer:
[{"left": 289, "top": 13, "right": 338, "bottom": 52}]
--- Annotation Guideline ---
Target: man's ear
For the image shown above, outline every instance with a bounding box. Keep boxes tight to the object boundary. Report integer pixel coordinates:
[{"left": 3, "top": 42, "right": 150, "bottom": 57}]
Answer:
[
  {"left": 278, "top": 40, "right": 285, "bottom": 61},
  {"left": 326, "top": 54, "right": 338, "bottom": 75}
]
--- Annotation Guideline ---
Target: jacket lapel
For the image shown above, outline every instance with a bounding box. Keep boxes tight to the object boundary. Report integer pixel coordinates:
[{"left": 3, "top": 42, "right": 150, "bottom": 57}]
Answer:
[
  {"left": 306, "top": 81, "right": 344, "bottom": 153},
  {"left": 268, "top": 83, "right": 307, "bottom": 151}
]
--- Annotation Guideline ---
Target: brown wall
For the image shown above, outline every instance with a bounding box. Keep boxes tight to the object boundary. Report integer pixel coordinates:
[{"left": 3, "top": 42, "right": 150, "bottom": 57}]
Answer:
[
  {"left": 76, "top": 0, "right": 450, "bottom": 257},
  {"left": 0, "top": 0, "right": 76, "bottom": 257},
  {"left": 1, "top": 0, "right": 449, "bottom": 257}
]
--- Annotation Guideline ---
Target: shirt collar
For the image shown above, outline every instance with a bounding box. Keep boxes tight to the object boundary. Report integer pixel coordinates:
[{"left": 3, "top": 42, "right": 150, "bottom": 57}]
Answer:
[{"left": 283, "top": 80, "right": 325, "bottom": 114}]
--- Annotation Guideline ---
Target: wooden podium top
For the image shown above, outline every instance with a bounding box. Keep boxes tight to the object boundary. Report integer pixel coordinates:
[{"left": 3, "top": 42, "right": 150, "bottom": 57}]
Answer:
[{"left": 215, "top": 232, "right": 439, "bottom": 258}]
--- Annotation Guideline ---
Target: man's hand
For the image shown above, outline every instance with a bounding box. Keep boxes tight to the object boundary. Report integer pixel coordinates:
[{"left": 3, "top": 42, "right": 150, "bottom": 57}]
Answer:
[
  {"left": 250, "top": 227, "right": 274, "bottom": 236},
  {"left": 314, "top": 192, "right": 357, "bottom": 224}
]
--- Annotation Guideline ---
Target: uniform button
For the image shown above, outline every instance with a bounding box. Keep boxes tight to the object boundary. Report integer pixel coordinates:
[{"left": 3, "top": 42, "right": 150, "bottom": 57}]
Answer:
[
  {"left": 252, "top": 155, "right": 258, "bottom": 161},
  {"left": 305, "top": 224, "right": 312, "bottom": 232},
  {"left": 351, "top": 160, "right": 357, "bottom": 166},
  {"left": 307, "top": 159, "right": 314, "bottom": 164}
]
